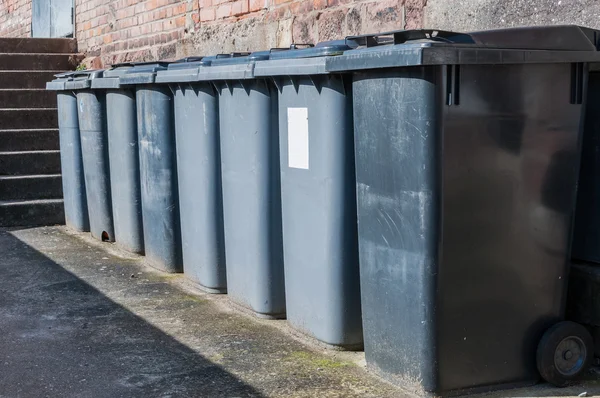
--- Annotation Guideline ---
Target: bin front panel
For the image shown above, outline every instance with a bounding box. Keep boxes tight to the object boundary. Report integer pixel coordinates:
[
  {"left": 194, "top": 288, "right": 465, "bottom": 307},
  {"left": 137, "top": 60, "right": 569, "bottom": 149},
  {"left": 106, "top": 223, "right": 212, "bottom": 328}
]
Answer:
[
  {"left": 174, "top": 83, "right": 226, "bottom": 291},
  {"left": 106, "top": 88, "right": 144, "bottom": 254},
  {"left": 353, "top": 66, "right": 443, "bottom": 392},
  {"left": 77, "top": 90, "right": 115, "bottom": 242},
  {"left": 572, "top": 72, "right": 600, "bottom": 264},
  {"left": 136, "top": 85, "right": 183, "bottom": 273},
  {"left": 354, "top": 62, "right": 584, "bottom": 394},
  {"left": 438, "top": 62, "right": 581, "bottom": 392},
  {"left": 278, "top": 75, "right": 362, "bottom": 346},
  {"left": 218, "top": 79, "right": 285, "bottom": 317},
  {"left": 57, "top": 92, "right": 90, "bottom": 232}
]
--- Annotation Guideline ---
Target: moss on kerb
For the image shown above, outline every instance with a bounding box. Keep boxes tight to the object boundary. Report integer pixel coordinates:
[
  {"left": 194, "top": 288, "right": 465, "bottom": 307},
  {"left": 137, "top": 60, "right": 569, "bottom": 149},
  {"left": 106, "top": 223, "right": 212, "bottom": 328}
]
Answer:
[{"left": 286, "top": 351, "right": 355, "bottom": 369}]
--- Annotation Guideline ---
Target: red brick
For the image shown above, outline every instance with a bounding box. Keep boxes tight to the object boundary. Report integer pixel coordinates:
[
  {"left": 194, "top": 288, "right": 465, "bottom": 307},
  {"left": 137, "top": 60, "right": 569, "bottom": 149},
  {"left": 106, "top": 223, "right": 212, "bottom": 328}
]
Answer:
[
  {"left": 200, "top": 7, "right": 216, "bottom": 22},
  {"left": 313, "top": 0, "right": 326, "bottom": 10},
  {"left": 365, "top": 0, "right": 405, "bottom": 32},
  {"left": 231, "top": 0, "right": 248, "bottom": 15},
  {"left": 215, "top": 3, "right": 232, "bottom": 18},
  {"left": 174, "top": 15, "right": 186, "bottom": 27},
  {"left": 405, "top": 0, "right": 424, "bottom": 28},
  {"left": 248, "top": 0, "right": 263, "bottom": 11},
  {"left": 175, "top": 3, "right": 187, "bottom": 14}
]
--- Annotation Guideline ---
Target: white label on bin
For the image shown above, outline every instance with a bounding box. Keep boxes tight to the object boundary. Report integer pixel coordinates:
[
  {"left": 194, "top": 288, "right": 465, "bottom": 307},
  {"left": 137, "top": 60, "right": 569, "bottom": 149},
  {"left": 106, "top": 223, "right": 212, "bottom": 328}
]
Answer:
[{"left": 287, "top": 107, "right": 309, "bottom": 170}]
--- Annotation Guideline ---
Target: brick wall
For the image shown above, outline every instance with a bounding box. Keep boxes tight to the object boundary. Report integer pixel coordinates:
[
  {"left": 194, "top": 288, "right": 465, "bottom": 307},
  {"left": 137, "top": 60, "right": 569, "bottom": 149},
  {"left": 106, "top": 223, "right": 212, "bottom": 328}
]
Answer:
[
  {"left": 0, "top": 0, "right": 424, "bottom": 66},
  {"left": 78, "top": 0, "right": 423, "bottom": 67},
  {"left": 0, "top": 0, "right": 32, "bottom": 37}
]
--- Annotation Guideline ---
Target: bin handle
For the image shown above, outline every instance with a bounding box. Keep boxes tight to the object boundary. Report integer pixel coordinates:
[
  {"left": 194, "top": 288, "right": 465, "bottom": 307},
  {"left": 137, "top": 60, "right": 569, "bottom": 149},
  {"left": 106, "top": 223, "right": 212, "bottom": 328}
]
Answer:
[
  {"left": 216, "top": 52, "right": 251, "bottom": 59},
  {"left": 175, "top": 56, "right": 204, "bottom": 63},
  {"left": 346, "top": 29, "right": 475, "bottom": 47},
  {"left": 289, "top": 43, "right": 314, "bottom": 50}
]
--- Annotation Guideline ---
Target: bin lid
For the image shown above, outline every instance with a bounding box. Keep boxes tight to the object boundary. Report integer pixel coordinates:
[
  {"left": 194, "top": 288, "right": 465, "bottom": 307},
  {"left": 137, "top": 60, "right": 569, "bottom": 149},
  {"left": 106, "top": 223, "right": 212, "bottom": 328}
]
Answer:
[
  {"left": 90, "top": 63, "right": 134, "bottom": 89},
  {"left": 154, "top": 56, "right": 214, "bottom": 83},
  {"left": 268, "top": 41, "right": 353, "bottom": 60},
  {"left": 327, "top": 25, "right": 600, "bottom": 72},
  {"left": 119, "top": 61, "right": 173, "bottom": 85},
  {"left": 254, "top": 41, "right": 355, "bottom": 76},
  {"left": 64, "top": 69, "right": 105, "bottom": 90},
  {"left": 46, "top": 71, "right": 76, "bottom": 90},
  {"left": 195, "top": 50, "right": 289, "bottom": 81},
  {"left": 209, "top": 51, "right": 273, "bottom": 66}
]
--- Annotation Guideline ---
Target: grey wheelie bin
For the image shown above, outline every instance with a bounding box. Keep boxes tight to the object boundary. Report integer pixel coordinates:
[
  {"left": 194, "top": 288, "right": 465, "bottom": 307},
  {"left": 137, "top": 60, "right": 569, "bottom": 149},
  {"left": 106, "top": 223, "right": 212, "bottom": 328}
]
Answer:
[
  {"left": 254, "top": 41, "right": 362, "bottom": 347},
  {"left": 201, "top": 52, "right": 286, "bottom": 317},
  {"left": 46, "top": 72, "right": 90, "bottom": 232},
  {"left": 66, "top": 71, "right": 115, "bottom": 242},
  {"left": 120, "top": 62, "right": 182, "bottom": 273},
  {"left": 155, "top": 56, "right": 227, "bottom": 292},
  {"left": 91, "top": 64, "right": 144, "bottom": 254},
  {"left": 327, "top": 26, "right": 600, "bottom": 394}
]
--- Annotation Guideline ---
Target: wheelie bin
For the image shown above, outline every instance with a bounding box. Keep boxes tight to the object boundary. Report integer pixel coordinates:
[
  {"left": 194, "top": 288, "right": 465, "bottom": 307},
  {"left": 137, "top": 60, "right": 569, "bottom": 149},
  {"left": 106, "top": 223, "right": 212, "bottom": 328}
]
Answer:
[
  {"left": 199, "top": 52, "right": 286, "bottom": 318},
  {"left": 120, "top": 62, "right": 183, "bottom": 273},
  {"left": 155, "top": 57, "right": 227, "bottom": 292},
  {"left": 46, "top": 72, "right": 90, "bottom": 232},
  {"left": 91, "top": 64, "right": 144, "bottom": 254},
  {"left": 66, "top": 70, "right": 114, "bottom": 242},
  {"left": 327, "top": 26, "right": 600, "bottom": 394},
  {"left": 253, "top": 41, "right": 362, "bottom": 347}
]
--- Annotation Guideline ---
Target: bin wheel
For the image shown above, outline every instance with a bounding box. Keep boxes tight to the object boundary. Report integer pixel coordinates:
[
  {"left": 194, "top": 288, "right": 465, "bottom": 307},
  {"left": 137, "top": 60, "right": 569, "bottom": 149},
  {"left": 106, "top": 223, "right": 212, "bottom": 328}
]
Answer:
[{"left": 536, "top": 321, "right": 594, "bottom": 387}]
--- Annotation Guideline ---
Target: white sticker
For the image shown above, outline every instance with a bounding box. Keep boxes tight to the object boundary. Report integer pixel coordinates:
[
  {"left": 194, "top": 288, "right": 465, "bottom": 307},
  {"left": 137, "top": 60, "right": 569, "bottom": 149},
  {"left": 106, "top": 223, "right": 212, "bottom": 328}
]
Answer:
[{"left": 287, "top": 107, "right": 309, "bottom": 169}]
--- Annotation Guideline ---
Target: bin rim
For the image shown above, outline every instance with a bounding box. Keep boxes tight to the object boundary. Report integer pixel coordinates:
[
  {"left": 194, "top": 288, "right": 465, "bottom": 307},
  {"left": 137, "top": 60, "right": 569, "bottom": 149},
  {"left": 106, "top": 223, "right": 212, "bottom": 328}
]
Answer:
[
  {"left": 344, "top": 26, "right": 600, "bottom": 51},
  {"left": 327, "top": 26, "right": 600, "bottom": 71},
  {"left": 119, "top": 61, "right": 174, "bottom": 85},
  {"left": 267, "top": 40, "right": 355, "bottom": 60}
]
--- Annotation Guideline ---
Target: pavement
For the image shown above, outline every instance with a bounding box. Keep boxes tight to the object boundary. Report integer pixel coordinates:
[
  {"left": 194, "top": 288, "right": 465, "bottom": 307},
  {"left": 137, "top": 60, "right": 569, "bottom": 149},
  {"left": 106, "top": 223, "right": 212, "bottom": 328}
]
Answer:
[{"left": 0, "top": 225, "right": 599, "bottom": 398}]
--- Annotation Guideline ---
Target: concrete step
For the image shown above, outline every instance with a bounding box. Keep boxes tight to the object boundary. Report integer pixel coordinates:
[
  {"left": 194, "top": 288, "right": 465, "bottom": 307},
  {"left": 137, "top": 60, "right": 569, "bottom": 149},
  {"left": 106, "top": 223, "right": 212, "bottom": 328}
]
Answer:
[
  {"left": 0, "top": 129, "right": 59, "bottom": 151},
  {"left": 0, "top": 174, "right": 62, "bottom": 201},
  {"left": 0, "top": 109, "right": 57, "bottom": 130},
  {"left": 0, "top": 71, "right": 60, "bottom": 89},
  {"left": 0, "top": 150, "right": 61, "bottom": 175},
  {"left": 0, "top": 89, "right": 57, "bottom": 108},
  {"left": 0, "top": 198, "right": 64, "bottom": 227},
  {"left": 0, "top": 38, "right": 77, "bottom": 54},
  {"left": 0, "top": 53, "right": 82, "bottom": 71}
]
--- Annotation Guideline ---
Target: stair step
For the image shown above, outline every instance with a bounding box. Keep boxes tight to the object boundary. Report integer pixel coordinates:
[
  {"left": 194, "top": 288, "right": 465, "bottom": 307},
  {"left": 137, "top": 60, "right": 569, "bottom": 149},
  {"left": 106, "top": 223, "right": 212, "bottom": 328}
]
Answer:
[
  {"left": 0, "top": 109, "right": 58, "bottom": 129},
  {"left": 0, "top": 71, "right": 61, "bottom": 89},
  {"left": 0, "top": 53, "right": 82, "bottom": 71},
  {"left": 0, "top": 89, "right": 57, "bottom": 108},
  {"left": 0, "top": 129, "right": 59, "bottom": 151},
  {"left": 0, "top": 174, "right": 63, "bottom": 201},
  {"left": 0, "top": 198, "right": 65, "bottom": 227},
  {"left": 0, "top": 150, "right": 61, "bottom": 175},
  {"left": 0, "top": 38, "right": 77, "bottom": 54}
]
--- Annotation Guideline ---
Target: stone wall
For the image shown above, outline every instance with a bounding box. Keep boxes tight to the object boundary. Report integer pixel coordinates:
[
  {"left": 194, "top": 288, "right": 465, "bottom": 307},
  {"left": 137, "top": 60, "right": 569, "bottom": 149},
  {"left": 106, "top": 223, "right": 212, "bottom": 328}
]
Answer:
[
  {"left": 79, "top": 0, "right": 421, "bottom": 67},
  {"left": 424, "top": 0, "right": 600, "bottom": 32}
]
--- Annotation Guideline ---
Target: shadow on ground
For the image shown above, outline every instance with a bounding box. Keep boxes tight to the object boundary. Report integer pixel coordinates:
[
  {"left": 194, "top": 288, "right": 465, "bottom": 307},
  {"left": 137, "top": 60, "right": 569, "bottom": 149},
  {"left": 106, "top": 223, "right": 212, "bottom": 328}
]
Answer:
[
  {"left": 0, "top": 227, "right": 264, "bottom": 397},
  {"left": 0, "top": 226, "right": 406, "bottom": 398}
]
